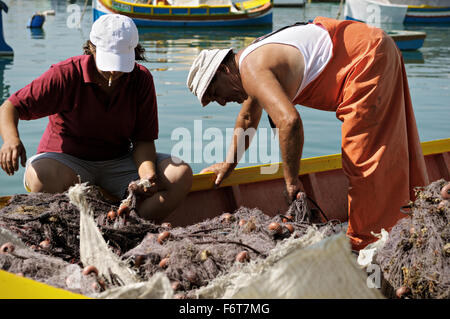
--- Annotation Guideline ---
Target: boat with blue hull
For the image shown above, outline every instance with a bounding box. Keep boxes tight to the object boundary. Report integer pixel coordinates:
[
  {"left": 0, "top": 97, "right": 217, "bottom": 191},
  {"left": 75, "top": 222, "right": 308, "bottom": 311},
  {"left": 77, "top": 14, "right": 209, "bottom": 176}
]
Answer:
[
  {"left": 405, "top": 3, "right": 450, "bottom": 24},
  {"left": 93, "top": 0, "right": 273, "bottom": 27},
  {"left": 388, "top": 30, "right": 427, "bottom": 50}
]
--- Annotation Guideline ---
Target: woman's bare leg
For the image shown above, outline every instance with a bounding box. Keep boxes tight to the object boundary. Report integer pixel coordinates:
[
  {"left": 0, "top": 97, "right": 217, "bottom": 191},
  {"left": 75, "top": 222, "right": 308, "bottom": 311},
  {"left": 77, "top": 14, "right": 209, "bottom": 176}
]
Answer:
[{"left": 137, "top": 158, "right": 192, "bottom": 223}]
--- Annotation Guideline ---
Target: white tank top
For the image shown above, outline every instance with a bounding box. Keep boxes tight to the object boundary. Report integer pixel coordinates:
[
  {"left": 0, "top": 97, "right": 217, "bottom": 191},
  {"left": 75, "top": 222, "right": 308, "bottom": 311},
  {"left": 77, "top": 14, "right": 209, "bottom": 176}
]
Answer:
[{"left": 238, "top": 24, "right": 333, "bottom": 100}]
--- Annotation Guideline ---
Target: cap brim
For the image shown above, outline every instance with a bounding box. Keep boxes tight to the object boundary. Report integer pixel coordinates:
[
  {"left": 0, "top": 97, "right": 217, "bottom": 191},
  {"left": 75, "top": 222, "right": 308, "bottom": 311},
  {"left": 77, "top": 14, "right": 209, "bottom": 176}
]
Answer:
[
  {"left": 187, "top": 48, "right": 232, "bottom": 106},
  {"left": 197, "top": 48, "right": 231, "bottom": 105},
  {"left": 95, "top": 49, "right": 135, "bottom": 73}
]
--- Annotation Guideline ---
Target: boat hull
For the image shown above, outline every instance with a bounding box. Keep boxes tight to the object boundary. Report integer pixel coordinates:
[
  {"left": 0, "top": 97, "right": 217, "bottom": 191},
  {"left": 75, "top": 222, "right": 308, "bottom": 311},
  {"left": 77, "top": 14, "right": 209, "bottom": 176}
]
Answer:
[
  {"left": 165, "top": 138, "right": 450, "bottom": 227},
  {"left": 93, "top": 0, "right": 273, "bottom": 27},
  {"left": 0, "top": 140, "right": 447, "bottom": 226},
  {"left": 388, "top": 30, "right": 426, "bottom": 50},
  {"left": 405, "top": 6, "right": 450, "bottom": 24}
]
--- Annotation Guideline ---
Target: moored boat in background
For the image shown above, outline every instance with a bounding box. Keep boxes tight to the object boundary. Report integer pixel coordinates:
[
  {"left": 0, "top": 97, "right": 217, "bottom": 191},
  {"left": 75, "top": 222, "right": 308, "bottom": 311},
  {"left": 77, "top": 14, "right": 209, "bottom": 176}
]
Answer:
[
  {"left": 345, "top": 0, "right": 450, "bottom": 25},
  {"left": 388, "top": 29, "right": 427, "bottom": 50},
  {"left": 93, "top": 0, "right": 273, "bottom": 27}
]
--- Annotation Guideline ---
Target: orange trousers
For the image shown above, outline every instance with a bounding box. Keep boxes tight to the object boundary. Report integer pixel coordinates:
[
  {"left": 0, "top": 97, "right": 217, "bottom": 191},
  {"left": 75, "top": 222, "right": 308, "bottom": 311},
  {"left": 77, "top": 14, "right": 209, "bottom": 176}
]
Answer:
[{"left": 294, "top": 17, "right": 429, "bottom": 250}]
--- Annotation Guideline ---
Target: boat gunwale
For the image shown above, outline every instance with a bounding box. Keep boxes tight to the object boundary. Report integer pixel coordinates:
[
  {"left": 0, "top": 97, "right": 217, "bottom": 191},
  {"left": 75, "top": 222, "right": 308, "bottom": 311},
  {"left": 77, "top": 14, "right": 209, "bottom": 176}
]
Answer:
[
  {"left": 190, "top": 138, "right": 450, "bottom": 192},
  {"left": 0, "top": 139, "right": 447, "bottom": 197}
]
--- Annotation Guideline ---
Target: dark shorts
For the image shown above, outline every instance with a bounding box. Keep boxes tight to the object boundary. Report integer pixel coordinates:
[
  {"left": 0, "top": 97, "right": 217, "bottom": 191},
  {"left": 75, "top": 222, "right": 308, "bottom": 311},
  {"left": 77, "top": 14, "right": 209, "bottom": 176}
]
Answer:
[{"left": 24, "top": 152, "right": 172, "bottom": 199}]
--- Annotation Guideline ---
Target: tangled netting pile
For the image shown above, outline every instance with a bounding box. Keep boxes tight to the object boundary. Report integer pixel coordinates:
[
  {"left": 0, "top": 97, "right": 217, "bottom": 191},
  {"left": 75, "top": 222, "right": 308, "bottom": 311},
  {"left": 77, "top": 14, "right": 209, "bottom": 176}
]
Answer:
[
  {"left": 0, "top": 186, "right": 342, "bottom": 298},
  {"left": 376, "top": 179, "right": 449, "bottom": 299}
]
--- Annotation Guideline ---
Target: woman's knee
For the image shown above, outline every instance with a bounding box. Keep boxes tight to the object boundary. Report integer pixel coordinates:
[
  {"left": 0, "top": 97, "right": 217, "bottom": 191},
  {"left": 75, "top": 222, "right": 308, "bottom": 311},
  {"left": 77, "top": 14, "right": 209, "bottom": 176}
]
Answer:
[
  {"left": 158, "top": 158, "right": 193, "bottom": 194},
  {"left": 25, "top": 159, "right": 78, "bottom": 193},
  {"left": 168, "top": 162, "right": 193, "bottom": 193}
]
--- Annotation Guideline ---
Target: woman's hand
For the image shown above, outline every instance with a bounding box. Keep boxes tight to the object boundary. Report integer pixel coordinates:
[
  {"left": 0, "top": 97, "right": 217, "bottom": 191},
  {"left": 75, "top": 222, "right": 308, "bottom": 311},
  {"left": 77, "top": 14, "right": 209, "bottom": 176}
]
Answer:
[
  {"left": 200, "top": 162, "right": 235, "bottom": 188},
  {"left": 0, "top": 138, "right": 27, "bottom": 176},
  {"left": 128, "top": 175, "right": 158, "bottom": 198}
]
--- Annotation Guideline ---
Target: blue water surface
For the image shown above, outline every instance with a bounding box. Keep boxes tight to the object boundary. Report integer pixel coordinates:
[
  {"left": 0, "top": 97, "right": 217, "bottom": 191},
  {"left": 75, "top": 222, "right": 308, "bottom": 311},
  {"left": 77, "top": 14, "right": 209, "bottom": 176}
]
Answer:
[{"left": 0, "top": 0, "right": 448, "bottom": 196}]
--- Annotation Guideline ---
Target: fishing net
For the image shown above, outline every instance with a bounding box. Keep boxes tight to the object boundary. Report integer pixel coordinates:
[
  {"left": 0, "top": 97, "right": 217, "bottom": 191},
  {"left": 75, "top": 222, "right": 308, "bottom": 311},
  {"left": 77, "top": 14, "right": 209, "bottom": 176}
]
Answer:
[
  {"left": 0, "top": 227, "right": 98, "bottom": 296},
  {"left": 197, "top": 231, "right": 383, "bottom": 299},
  {"left": 2, "top": 179, "right": 447, "bottom": 299},
  {"left": 120, "top": 196, "right": 343, "bottom": 298},
  {"left": 376, "top": 179, "right": 450, "bottom": 299},
  {"left": 0, "top": 187, "right": 159, "bottom": 263},
  {"left": 0, "top": 183, "right": 347, "bottom": 298}
]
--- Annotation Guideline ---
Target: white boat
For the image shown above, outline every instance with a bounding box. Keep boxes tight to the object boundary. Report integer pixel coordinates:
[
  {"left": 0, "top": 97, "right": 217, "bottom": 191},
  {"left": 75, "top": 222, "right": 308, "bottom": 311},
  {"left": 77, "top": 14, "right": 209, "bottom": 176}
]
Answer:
[{"left": 345, "top": 0, "right": 450, "bottom": 25}]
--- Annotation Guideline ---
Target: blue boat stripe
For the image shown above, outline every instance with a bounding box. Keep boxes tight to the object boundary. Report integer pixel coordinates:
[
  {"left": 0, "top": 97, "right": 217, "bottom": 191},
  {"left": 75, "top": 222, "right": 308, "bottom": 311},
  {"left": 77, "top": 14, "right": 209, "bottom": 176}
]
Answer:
[
  {"left": 405, "top": 15, "right": 450, "bottom": 23},
  {"left": 133, "top": 6, "right": 152, "bottom": 14},
  {"left": 190, "top": 8, "right": 207, "bottom": 14},
  {"left": 407, "top": 7, "right": 450, "bottom": 12}
]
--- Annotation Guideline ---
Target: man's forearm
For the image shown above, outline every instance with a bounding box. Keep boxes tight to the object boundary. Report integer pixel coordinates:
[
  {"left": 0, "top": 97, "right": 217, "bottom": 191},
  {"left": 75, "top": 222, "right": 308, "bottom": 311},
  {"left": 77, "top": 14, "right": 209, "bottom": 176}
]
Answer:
[
  {"left": 225, "top": 99, "right": 262, "bottom": 166},
  {"left": 279, "top": 116, "right": 304, "bottom": 186}
]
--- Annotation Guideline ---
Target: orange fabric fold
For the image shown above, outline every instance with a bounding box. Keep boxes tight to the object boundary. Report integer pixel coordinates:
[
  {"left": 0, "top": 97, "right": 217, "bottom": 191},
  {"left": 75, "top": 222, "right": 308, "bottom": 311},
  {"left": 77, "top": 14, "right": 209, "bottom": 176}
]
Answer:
[{"left": 294, "top": 17, "right": 429, "bottom": 250}]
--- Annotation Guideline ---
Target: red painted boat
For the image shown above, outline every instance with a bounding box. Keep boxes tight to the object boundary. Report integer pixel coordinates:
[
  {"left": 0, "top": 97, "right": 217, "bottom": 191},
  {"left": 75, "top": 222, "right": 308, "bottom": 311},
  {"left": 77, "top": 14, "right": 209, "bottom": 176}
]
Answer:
[
  {"left": 165, "top": 138, "right": 450, "bottom": 226},
  {"left": 0, "top": 138, "right": 449, "bottom": 297}
]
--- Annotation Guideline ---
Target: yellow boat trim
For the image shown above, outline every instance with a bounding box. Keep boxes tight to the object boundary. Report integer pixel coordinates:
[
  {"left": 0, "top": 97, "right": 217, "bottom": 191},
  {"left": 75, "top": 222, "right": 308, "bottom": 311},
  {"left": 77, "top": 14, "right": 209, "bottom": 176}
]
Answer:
[
  {"left": 191, "top": 138, "right": 450, "bottom": 191},
  {"left": 421, "top": 138, "right": 450, "bottom": 155},
  {"left": 408, "top": 5, "right": 449, "bottom": 9},
  {"left": 0, "top": 270, "right": 89, "bottom": 299}
]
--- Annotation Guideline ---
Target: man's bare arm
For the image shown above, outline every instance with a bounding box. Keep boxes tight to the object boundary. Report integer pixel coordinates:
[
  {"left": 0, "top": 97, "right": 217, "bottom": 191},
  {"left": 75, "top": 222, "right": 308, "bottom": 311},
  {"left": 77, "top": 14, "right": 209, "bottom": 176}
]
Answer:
[
  {"left": 200, "top": 97, "right": 263, "bottom": 186},
  {"left": 240, "top": 56, "right": 304, "bottom": 199},
  {"left": 225, "top": 96, "right": 263, "bottom": 165}
]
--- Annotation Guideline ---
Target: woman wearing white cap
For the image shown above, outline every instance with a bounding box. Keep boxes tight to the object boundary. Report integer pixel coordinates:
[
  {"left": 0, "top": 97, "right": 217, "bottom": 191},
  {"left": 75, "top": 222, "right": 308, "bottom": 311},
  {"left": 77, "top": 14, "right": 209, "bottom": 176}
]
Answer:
[{"left": 0, "top": 14, "right": 192, "bottom": 222}]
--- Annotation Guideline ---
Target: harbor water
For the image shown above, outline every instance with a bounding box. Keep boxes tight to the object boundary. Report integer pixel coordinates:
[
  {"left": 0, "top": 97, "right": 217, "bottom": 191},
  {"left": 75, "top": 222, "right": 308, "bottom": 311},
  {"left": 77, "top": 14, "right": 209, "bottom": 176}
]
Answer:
[{"left": 0, "top": 0, "right": 449, "bottom": 196}]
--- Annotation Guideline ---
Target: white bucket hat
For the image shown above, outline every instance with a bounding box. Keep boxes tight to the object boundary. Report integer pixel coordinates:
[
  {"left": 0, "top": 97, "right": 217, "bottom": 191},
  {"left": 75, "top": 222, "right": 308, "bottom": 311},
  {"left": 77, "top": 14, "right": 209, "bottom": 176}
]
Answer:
[
  {"left": 90, "top": 14, "right": 139, "bottom": 73},
  {"left": 186, "top": 48, "right": 232, "bottom": 105}
]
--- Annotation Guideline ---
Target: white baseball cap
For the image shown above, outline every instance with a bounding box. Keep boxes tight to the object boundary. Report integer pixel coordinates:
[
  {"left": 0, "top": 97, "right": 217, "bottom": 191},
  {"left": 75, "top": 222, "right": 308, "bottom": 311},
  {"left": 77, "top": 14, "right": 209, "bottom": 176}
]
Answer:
[
  {"left": 187, "top": 48, "right": 232, "bottom": 105},
  {"left": 89, "top": 14, "right": 139, "bottom": 73}
]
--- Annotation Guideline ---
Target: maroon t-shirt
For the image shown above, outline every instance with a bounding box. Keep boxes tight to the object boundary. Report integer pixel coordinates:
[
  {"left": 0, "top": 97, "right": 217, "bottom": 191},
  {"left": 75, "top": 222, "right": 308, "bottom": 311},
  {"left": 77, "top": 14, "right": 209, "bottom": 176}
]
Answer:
[{"left": 8, "top": 55, "right": 158, "bottom": 161}]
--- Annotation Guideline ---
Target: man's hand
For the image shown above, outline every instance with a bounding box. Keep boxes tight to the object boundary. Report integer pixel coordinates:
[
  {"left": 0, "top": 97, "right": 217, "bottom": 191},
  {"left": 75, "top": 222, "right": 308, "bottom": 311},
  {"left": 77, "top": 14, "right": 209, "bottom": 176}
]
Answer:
[
  {"left": 284, "top": 178, "right": 305, "bottom": 205},
  {"left": 0, "top": 138, "right": 27, "bottom": 176},
  {"left": 200, "top": 162, "right": 235, "bottom": 188}
]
